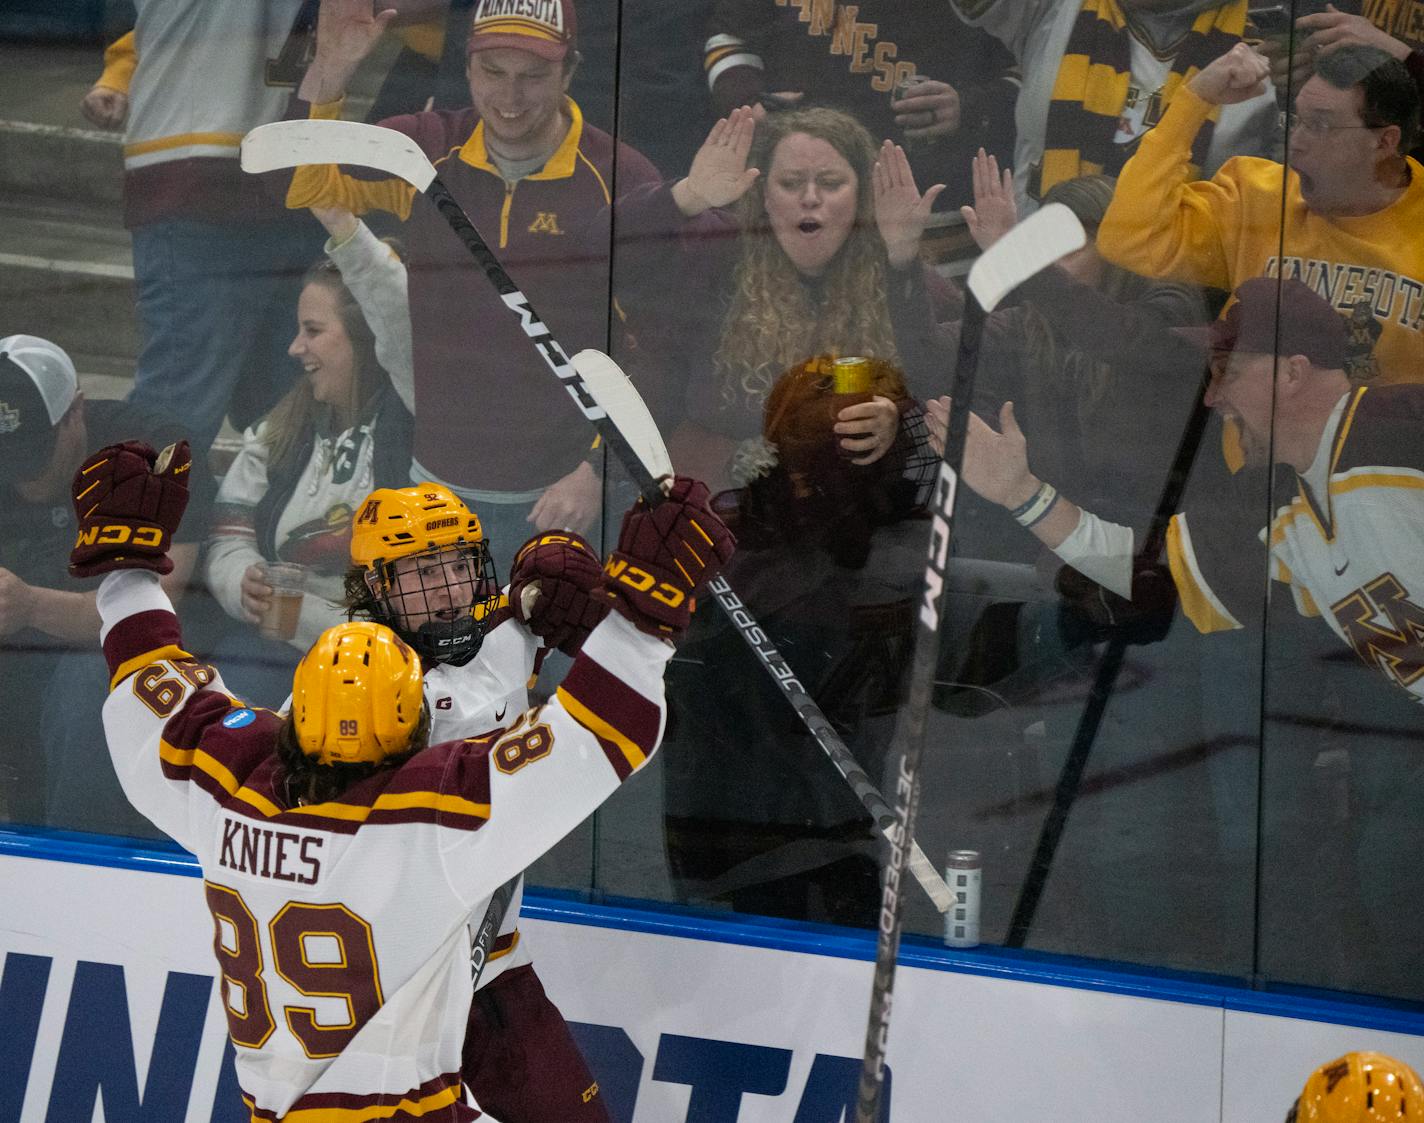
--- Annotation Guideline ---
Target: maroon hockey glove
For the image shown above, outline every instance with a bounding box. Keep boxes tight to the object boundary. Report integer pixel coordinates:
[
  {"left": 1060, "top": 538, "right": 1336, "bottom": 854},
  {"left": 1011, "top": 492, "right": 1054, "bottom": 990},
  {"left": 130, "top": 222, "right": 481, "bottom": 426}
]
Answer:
[
  {"left": 598, "top": 476, "right": 736, "bottom": 638},
  {"left": 69, "top": 440, "right": 191, "bottom": 578},
  {"left": 510, "top": 530, "right": 609, "bottom": 655}
]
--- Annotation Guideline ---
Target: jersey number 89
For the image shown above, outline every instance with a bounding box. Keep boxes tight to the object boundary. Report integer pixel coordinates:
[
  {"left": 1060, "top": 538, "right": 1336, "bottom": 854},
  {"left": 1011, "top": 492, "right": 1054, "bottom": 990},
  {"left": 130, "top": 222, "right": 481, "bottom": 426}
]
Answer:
[{"left": 205, "top": 883, "right": 384, "bottom": 1058}]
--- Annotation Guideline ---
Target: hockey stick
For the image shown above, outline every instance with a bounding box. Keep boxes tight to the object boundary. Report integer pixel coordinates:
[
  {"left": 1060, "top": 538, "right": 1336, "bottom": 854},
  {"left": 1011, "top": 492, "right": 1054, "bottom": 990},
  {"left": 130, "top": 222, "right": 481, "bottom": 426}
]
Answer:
[
  {"left": 1004, "top": 366, "right": 1215, "bottom": 947},
  {"left": 854, "top": 204, "right": 1086, "bottom": 1123},
  {"left": 241, "top": 119, "right": 955, "bottom": 912},
  {"left": 468, "top": 874, "right": 520, "bottom": 989}
]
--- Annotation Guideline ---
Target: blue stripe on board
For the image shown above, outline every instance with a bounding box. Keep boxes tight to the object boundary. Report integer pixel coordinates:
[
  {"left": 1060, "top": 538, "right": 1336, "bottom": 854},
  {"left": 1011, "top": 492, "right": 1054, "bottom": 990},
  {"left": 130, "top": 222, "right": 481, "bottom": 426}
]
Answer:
[{"left": 4, "top": 827, "right": 1423, "bottom": 1036}]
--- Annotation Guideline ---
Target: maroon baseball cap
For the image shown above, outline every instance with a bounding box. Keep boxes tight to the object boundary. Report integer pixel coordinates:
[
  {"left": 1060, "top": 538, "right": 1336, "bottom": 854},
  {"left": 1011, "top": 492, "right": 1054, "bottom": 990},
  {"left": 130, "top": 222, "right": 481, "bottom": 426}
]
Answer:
[
  {"left": 467, "top": 0, "right": 576, "bottom": 61},
  {"left": 1182, "top": 277, "right": 1348, "bottom": 369}
]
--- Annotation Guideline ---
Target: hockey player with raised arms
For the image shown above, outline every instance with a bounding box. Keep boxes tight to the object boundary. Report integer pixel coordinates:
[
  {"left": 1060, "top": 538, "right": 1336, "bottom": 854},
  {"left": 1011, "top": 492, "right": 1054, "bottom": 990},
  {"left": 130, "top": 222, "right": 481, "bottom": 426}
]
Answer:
[
  {"left": 342, "top": 482, "right": 614, "bottom": 1119},
  {"left": 70, "top": 437, "right": 733, "bottom": 1122}
]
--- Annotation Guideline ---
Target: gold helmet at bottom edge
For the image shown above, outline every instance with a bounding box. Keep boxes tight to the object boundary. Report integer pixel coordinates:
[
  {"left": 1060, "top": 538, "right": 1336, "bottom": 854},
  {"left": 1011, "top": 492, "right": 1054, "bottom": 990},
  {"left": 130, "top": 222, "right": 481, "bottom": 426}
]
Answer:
[{"left": 1291, "top": 1052, "right": 1424, "bottom": 1123}]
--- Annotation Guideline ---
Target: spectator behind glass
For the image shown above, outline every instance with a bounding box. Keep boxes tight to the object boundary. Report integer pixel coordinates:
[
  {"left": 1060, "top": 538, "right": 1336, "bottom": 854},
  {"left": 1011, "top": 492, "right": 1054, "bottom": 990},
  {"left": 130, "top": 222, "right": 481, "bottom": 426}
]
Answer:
[
  {"left": 1254, "top": 2, "right": 1424, "bottom": 158},
  {"left": 621, "top": 106, "right": 944, "bottom": 926},
  {"left": 395, "top": 0, "right": 714, "bottom": 179},
  {"left": 1099, "top": 42, "right": 1424, "bottom": 385},
  {"left": 286, "top": 0, "right": 665, "bottom": 577},
  {"left": 78, "top": 4, "right": 322, "bottom": 450},
  {"left": 205, "top": 210, "right": 414, "bottom": 709},
  {"left": 651, "top": 107, "right": 949, "bottom": 490},
  {"left": 942, "top": 278, "right": 1424, "bottom": 991},
  {"left": 951, "top": 158, "right": 1208, "bottom": 540},
  {"left": 948, "top": 0, "right": 1279, "bottom": 211},
  {"left": 0, "top": 335, "right": 213, "bottom": 836},
  {"left": 925, "top": 157, "right": 1212, "bottom": 710},
  {"left": 702, "top": 0, "right": 1019, "bottom": 208}
]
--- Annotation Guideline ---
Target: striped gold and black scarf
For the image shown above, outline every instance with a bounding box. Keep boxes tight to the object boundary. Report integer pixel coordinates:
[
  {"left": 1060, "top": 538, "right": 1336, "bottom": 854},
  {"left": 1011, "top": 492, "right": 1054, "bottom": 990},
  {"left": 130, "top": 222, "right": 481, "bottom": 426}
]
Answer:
[{"left": 1035, "top": 0, "right": 1248, "bottom": 199}]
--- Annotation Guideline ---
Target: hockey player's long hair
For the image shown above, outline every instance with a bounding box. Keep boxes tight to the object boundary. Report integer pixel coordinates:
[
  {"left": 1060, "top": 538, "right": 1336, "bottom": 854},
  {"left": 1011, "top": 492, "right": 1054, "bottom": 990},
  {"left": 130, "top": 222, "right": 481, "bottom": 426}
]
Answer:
[
  {"left": 264, "top": 247, "right": 401, "bottom": 473},
  {"left": 714, "top": 107, "right": 899, "bottom": 408},
  {"left": 342, "top": 564, "right": 383, "bottom": 624}
]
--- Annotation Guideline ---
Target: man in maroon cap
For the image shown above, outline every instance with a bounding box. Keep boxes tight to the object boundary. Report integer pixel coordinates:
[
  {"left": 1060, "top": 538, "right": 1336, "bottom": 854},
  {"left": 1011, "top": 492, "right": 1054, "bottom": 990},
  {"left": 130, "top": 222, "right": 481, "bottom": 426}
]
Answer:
[
  {"left": 941, "top": 276, "right": 1424, "bottom": 703},
  {"left": 287, "top": 0, "right": 662, "bottom": 581}
]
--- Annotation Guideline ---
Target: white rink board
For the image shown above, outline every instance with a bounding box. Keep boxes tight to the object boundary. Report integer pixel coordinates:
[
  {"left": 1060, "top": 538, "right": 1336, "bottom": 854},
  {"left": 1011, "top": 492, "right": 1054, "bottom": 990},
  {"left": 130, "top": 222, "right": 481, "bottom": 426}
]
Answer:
[
  {"left": 1222, "top": 1012, "right": 1424, "bottom": 1123},
  {"left": 524, "top": 915, "right": 1224, "bottom": 1122},
  {"left": 1, "top": 850, "right": 1420, "bottom": 1122}
]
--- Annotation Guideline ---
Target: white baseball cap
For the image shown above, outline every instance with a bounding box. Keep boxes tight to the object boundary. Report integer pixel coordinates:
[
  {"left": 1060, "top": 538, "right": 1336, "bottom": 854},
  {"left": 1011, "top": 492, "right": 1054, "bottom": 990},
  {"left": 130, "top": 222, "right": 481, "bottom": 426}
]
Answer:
[{"left": 0, "top": 335, "right": 78, "bottom": 425}]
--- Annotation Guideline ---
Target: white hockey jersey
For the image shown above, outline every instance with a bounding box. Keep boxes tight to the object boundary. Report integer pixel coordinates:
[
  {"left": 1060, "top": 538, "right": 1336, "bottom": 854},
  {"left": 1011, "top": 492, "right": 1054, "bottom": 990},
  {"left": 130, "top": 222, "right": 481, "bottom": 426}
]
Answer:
[
  {"left": 424, "top": 612, "right": 541, "bottom": 987},
  {"left": 96, "top": 570, "right": 669, "bottom": 1122},
  {"left": 1168, "top": 385, "right": 1424, "bottom": 703}
]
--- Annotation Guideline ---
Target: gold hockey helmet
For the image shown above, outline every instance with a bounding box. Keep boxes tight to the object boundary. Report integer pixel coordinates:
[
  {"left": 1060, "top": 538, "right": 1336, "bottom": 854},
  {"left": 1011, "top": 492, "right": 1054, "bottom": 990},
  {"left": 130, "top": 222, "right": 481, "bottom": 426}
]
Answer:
[
  {"left": 1290, "top": 1053, "right": 1424, "bottom": 1122},
  {"left": 351, "top": 484, "right": 485, "bottom": 568},
  {"left": 350, "top": 485, "right": 500, "bottom": 666},
  {"left": 291, "top": 622, "right": 426, "bottom": 766}
]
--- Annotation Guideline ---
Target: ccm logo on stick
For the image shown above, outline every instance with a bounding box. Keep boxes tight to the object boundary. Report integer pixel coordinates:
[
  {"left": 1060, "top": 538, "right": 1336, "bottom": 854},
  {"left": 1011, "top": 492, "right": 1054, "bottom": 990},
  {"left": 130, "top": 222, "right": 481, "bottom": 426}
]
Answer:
[
  {"left": 918, "top": 464, "right": 958, "bottom": 629},
  {"left": 605, "top": 559, "right": 685, "bottom": 608},
  {"left": 75, "top": 525, "right": 164, "bottom": 548}
]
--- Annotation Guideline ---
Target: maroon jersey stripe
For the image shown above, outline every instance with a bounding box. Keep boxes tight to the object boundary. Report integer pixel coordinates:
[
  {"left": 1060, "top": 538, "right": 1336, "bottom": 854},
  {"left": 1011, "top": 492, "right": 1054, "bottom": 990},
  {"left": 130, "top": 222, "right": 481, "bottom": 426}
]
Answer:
[{"left": 560, "top": 654, "right": 661, "bottom": 756}]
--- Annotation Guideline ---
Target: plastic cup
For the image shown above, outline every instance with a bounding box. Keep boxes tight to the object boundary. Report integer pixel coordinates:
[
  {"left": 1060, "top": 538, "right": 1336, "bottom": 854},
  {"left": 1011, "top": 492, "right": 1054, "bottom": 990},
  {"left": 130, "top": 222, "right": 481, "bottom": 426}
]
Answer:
[{"left": 258, "top": 562, "right": 305, "bottom": 642}]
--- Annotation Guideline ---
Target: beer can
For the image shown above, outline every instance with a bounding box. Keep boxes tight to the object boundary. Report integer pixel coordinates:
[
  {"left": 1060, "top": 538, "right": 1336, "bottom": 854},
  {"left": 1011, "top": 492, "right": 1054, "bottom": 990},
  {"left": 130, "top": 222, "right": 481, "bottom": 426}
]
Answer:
[
  {"left": 944, "top": 849, "right": 982, "bottom": 949},
  {"left": 892, "top": 73, "right": 928, "bottom": 106},
  {"left": 832, "top": 356, "right": 872, "bottom": 395}
]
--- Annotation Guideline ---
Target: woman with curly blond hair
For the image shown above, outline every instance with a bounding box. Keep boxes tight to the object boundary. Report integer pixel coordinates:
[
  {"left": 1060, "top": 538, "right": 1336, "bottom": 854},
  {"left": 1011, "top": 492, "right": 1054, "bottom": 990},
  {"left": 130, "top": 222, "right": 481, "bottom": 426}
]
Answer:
[
  {"left": 620, "top": 103, "right": 950, "bottom": 928},
  {"left": 639, "top": 104, "right": 948, "bottom": 503}
]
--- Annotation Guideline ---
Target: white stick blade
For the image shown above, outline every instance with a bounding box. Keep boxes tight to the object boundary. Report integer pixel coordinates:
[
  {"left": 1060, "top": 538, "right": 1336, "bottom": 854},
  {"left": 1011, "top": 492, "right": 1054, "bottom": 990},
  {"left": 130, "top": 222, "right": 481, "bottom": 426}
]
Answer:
[
  {"left": 240, "top": 120, "right": 437, "bottom": 192},
  {"left": 570, "top": 349, "right": 673, "bottom": 482},
  {"left": 967, "top": 202, "right": 1086, "bottom": 313}
]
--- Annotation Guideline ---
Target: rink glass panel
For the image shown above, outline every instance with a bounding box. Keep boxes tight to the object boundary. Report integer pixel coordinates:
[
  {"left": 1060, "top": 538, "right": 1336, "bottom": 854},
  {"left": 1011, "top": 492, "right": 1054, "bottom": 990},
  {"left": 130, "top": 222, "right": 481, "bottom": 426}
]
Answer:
[{"left": 0, "top": 0, "right": 1417, "bottom": 1013}]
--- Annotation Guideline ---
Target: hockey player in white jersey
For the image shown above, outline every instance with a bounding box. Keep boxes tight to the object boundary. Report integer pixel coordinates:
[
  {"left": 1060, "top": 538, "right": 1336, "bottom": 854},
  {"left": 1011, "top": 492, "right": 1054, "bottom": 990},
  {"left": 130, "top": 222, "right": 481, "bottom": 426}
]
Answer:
[
  {"left": 71, "top": 438, "right": 734, "bottom": 1122},
  {"left": 345, "top": 483, "right": 608, "bottom": 741},
  {"left": 343, "top": 483, "right": 614, "bottom": 1120}
]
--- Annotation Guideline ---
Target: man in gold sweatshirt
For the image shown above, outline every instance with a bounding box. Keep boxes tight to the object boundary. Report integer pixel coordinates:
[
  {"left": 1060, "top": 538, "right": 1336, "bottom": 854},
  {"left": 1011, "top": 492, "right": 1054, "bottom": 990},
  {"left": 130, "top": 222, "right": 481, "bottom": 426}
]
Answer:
[{"left": 1099, "top": 41, "right": 1424, "bottom": 384}]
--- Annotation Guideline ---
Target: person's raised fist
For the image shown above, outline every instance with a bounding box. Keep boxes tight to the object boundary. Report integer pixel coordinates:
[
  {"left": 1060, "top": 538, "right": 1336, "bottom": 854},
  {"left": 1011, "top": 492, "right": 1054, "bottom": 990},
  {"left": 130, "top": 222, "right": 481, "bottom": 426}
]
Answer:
[
  {"left": 1188, "top": 42, "right": 1272, "bottom": 106},
  {"left": 69, "top": 439, "right": 190, "bottom": 578}
]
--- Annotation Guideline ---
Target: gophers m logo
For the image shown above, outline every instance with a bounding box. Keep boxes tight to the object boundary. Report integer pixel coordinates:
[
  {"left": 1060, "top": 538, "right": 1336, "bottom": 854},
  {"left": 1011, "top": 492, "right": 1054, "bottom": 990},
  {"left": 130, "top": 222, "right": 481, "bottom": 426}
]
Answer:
[
  {"left": 528, "top": 212, "right": 564, "bottom": 236},
  {"left": 1332, "top": 572, "right": 1424, "bottom": 691},
  {"left": 0, "top": 401, "right": 19, "bottom": 434}
]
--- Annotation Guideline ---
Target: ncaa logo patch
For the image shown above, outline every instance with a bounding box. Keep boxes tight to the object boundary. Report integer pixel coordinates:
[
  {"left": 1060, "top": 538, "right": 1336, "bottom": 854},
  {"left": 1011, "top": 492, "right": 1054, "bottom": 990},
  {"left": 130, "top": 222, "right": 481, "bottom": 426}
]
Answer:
[{"left": 222, "top": 709, "right": 256, "bottom": 729}]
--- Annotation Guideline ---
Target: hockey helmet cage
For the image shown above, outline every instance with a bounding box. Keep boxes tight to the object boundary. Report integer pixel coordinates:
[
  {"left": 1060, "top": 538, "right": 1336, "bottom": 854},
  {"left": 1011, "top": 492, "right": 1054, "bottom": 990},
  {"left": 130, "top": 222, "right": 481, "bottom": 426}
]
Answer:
[
  {"left": 1290, "top": 1053, "right": 1424, "bottom": 1122},
  {"left": 351, "top": 485, "right": 501, "bottom": 666},
  {"left": 291, "top": 622, "right": 426, "bottom": 766}
]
